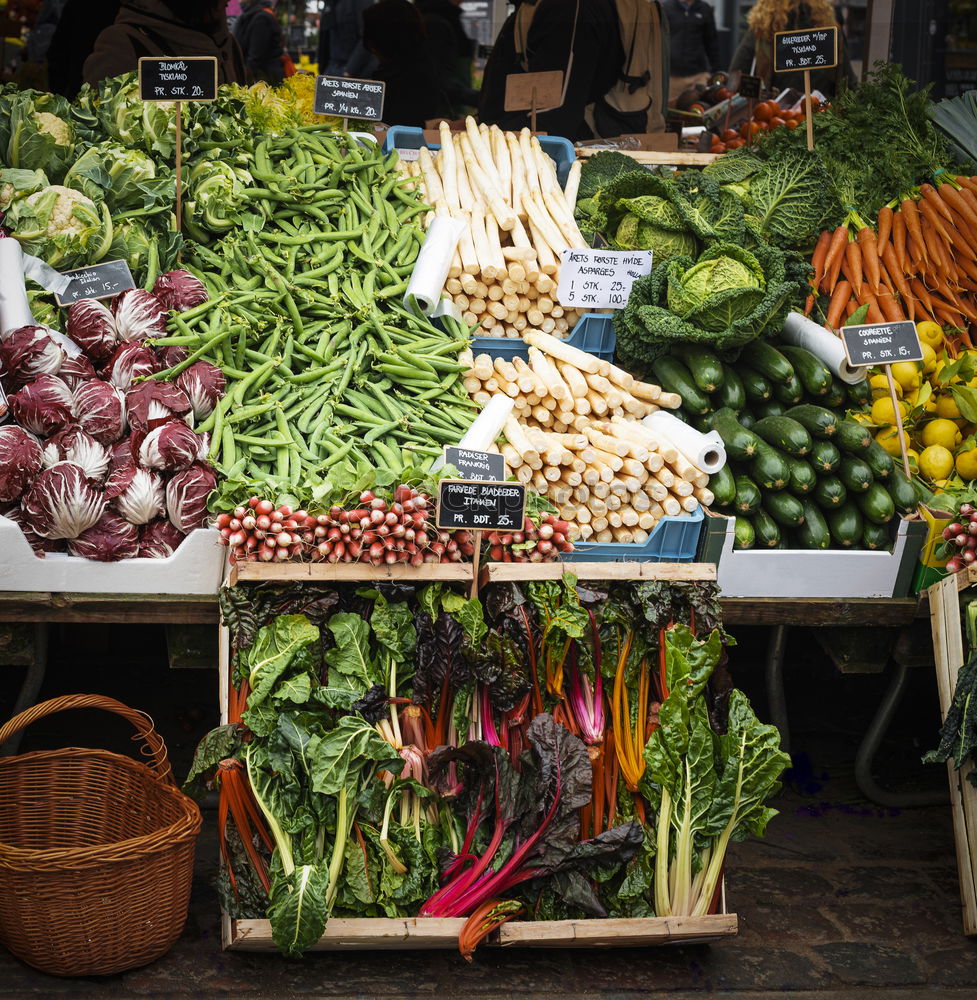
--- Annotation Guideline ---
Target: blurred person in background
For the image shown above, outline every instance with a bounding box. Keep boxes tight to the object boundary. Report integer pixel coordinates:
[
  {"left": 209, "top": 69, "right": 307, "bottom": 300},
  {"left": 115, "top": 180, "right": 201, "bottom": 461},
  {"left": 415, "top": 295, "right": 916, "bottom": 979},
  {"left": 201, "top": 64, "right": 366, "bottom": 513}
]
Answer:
[
  {"left": 318, "top": 0, "right": 375, "bottom": 76},
  {"left": 664, "top": 0, "right": 719, "bottom": 102},
  {"left": 83, "top": 0, "right": 245, "bottom": 88},
  {"left": 729, "top": 0, "right": 855, "bottom": 99},
  {"left": 417, "top": 0, "right": 478, "bottom": 115},
  {"left": 234, "top": 0, "right": 287, "bottom": 83}
]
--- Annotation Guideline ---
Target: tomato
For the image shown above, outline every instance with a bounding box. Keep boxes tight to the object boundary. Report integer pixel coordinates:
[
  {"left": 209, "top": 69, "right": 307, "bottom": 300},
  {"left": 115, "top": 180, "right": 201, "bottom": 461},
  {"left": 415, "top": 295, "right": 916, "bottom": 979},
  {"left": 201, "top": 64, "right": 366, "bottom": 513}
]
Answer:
[
  {"left": 785, "top": 118, "right": 798, "bottom": 129},
  {"left": 770, "top": 116, "right": 786, "bottom": 129},
  {"left": 743, "top": 121, "right": 764, "bottom": 137},
  {"left": 712, "top": 142, "right": 727, "bottom": 153},
  {"left": 714, "top": 87, "right": 730, "bottom": 101},
  {"left": 726, "top": 138, "right": 746, "bottom": 149},
  {"left": 754, "top": 101, "right": 778, "bottom": 122},
  {"left": 721, "top": 128, "right": 739, "bottom": 142}
]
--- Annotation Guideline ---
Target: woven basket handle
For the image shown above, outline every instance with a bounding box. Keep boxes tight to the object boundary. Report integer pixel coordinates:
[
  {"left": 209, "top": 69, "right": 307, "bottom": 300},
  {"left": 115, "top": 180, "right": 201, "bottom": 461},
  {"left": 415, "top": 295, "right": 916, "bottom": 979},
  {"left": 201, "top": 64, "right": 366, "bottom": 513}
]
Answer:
[{"left": 0, "top": 693, "right": 173, "bottom": 783}]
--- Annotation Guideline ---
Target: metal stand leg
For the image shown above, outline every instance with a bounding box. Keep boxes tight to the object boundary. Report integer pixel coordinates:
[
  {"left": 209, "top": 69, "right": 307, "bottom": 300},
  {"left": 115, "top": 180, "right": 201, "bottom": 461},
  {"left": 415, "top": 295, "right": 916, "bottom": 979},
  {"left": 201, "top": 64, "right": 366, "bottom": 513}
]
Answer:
[
  {"left": 765, "top": 624, "right": 790, "bottom": 754},
  {"left": 854, "top": 659, "right": 947, "bottom": 808},
  {"left": 0, "top": 623, "right": 48, "bottom": 757}
]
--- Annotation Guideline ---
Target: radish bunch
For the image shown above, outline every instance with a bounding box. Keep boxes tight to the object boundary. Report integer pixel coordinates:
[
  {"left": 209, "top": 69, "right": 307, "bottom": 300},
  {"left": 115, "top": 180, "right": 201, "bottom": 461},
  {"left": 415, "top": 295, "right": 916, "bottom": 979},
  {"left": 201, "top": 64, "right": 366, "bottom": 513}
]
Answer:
[
  {"left": 942, "top": 502, "right": 977, "bottom": 573},
  {"left": 487, "top": 514, "right": 572, "bottom": 562},
  {"left": 215, "top": 499, "right": 314, "bottom": 563}
]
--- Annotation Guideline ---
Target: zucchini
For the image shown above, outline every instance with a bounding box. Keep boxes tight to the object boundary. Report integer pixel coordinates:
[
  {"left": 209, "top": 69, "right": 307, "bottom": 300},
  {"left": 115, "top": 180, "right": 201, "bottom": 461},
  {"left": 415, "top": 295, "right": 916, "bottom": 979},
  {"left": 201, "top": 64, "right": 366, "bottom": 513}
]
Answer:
[
  {"left": 785, "top": 403, "right": 838, "bottom": 439},
  {"left": 739, "top": 411, "right": 756, "bottom": 429},
  {"left": 752, "top": 416, "right": 813, "bottom": 457},
  {"left": 711, "top": 407, "right": 761, "bottom": 460},
  {"left": 674, "top": 344, "right": 725, "bottom": 394},
  {"left": 715, "top": 365, "right": 746, "bottom": 411},
  {"left": 862, "top": 521, "right": 892, "bottom": 550},
  {"left": 835, "top": 419, "right": 873, "bottom": 454},
  {"left": 828, "top": 502, "right": 863, "bottom": 547},
  {"left": 709, "top": 464, "right": 737, "bottom": 508},
  {"left": 750, "top": 508, "right": 781, "bottom": 547},
  {"left": 754, "top": 400, "right": 787, "bottom": 419},
  {"left": 734, "top": 517, "right": 756, "bottom": 549},
  {"left": 763, "top": 490, "right": 806, "bottom": 527},
  {"left": 823, "top": 377, "right": 848, "bottom": 408},
  {"left": 838, "top": 456, "right": 874, "bottom": 493},
  {"left": 739, "top": 366, "right": 773, "bottom": 402},
  {"left": 810, "top": 439, "right": 842, "bottom": 474},
  {"left": 750, "top": 440, "right": 791, "bottom": 491},
  {"left": 773, "top": 372, "right": 805, "bottom": 406},
  {"left": 786, "top": 456, "right": 818, "bottom": 495},
  {"left": 863, "top": 439, "right": 895, "bottom": 481},
  {"left": 887, "top": 468, "right": 918, "bottom": 516},
  {"left": 651, "top": 357, "right": 712, "bottom": 415},
  {"left": 739, "top": 340, "right": 795, "bottom": 383},
  {"left": 847, "top": 377, "right": 872, "bottom": 407},
  {"left": 857, "top": 481, "right": 895, "bottom": 524},
  {"left": 693, "top": 415, "right": 716, "bottom": 433},
  {"left": 813, "top": 475, "right": 847, "bottom": 508},
  {"left": 733, "top": 474, "right": 762, "bottom": 514},
  {"left": 778, "top": 345, "right": 833, "bottom": 397},
  {"left": 796, "top": 499, "right": 831, "bottom": 549}
]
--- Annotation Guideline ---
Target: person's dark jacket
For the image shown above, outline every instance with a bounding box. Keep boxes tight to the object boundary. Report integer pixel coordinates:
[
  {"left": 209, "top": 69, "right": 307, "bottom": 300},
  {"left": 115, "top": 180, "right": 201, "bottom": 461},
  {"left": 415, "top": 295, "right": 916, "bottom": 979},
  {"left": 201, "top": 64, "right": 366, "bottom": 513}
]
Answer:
[
  {"left": 479, "top": 0, "right": 623, "bottom": 141},
  {"left": 234, "top": 0, "right": 285, "bottom": 84},
  {"left": 48, "top": 0, "right": 120, "bottom": 98},
  {"left": 83, "top": 0, "right": 245, "bottom": 88},
  {"left": 418, "top": 0, "right": 477, "bottom": 115},
  {"left": 664, "top": 0, "right": 718, "bottom": 76},
  {"left": 317, "top": 0, "right": 374, "bottom": 76}
]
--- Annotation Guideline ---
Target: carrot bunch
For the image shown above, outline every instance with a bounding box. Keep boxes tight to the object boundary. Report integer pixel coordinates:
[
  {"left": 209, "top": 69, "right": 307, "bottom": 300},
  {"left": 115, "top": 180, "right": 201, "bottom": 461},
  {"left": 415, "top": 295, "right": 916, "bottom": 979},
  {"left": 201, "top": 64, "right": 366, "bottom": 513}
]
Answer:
[{"left": 805, "top": 174, "right": 977, "bottom": 350}]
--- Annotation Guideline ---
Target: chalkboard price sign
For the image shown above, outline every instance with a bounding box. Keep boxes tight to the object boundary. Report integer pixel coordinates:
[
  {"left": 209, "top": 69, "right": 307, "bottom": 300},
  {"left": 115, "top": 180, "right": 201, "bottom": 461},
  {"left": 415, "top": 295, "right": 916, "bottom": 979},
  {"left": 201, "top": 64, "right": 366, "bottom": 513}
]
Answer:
[
  {"left": 773, "top": 26, "right": 838, "bottom": 73},
  {"left": 739, "top": 74, "right": 762, "bottom": 99},
  {"left": 138, "top": 56, "right": 217, "bottom": 102},
  {"left": 314, "top": 76, "right": 385, "bottom": 121},
  {"left": 55, "top": 259, "right": 136, "bottom": 306},
  {"left": 443, "top": 447, "right": 506, "bottom": 482},
  {"left": 436, "top": 480, "right": 527, "bottom": 533},
  {"left": 840, "top": 320, "right": 924, "bottom": 368}
]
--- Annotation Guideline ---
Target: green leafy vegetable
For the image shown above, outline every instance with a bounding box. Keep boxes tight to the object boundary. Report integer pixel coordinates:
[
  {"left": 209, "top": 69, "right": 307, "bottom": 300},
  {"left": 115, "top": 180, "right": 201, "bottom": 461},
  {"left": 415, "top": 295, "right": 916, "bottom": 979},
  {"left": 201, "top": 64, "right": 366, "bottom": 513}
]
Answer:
[{"left": 665, "top": 245, "right": 765, "bottom": 332}]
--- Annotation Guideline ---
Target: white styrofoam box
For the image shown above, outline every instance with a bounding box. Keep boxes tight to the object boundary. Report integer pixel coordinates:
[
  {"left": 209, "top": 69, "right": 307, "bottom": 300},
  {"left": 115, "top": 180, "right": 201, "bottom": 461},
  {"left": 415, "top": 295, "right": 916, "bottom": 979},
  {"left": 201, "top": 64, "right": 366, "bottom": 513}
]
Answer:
[
  {"left": 713, "top": 515, "right": 922, "bottom": 599},
  {"left": 0, "top": 516, "right": 225, "bottom": 594}
]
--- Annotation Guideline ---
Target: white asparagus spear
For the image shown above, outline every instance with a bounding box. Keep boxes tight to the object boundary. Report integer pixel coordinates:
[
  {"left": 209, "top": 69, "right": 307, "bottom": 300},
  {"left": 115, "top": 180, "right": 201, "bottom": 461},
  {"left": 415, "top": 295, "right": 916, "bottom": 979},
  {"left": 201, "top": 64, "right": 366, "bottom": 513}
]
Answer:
[
  {"left": 438, "top": 123, "right": 459, "bottom": 209},
  {"left": 460, "top": 132, "right": 516, "bottom": 230},
  {"left": 563, "top": 160, "right": 582, "bottom": 213}
]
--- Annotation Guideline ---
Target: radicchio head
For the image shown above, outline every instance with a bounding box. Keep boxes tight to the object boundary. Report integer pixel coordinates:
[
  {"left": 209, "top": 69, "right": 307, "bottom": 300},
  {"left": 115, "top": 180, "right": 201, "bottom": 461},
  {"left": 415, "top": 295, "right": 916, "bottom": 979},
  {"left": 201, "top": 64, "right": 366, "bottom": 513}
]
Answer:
[
  {"left": 152, "top": 270, "right": 208, "bottom": 312},
  {"left": 73, "top": 379, "right": 127, "bottom": 445},
  {"left": 101, "top": 342, "right": 160, "bottom": 391},
  {"left": 58, "top": 353, "right": 98, "bottom": 390},
  {"left": 105, "top": 464, "right": 165, "bottom": 525},
  {"left": 158, "top": 345, "right": 189, "bottom": 368},
  {"left": 21, "top": 461, "right": 106, "bottom": 539},
  {"left": 67, "top": 510, "right": 139, "bottom": 561},
  {"left": 0, "top": 425, "right": 42, "bottom": 502},
  {"left": 0, "top": 326, "right": 65, "bottom": 389},
  {"left": 137, "top": 419, "right": 204, "bottom": 472},
  {"left": 166, "top": 462, "right": 217, "bottom": 532},
  {"left": 113, "top": 288, "right": 167, "bottom": 342},
  {"left": 175, "top": 362, "right": 225, "bottom": 420},
  {"left": 40, "top": 427, "right": 110, "bottom": 484},
  {"left": 9, "top": 374, "right": 75, "bottom": 436},
  {"left": 66, "top": 299, "right": 118, "bottom": 362},
  {"left": 126, "top": 381, "right": 192, "bottom": 433},
  {"left": 3, "top": 505, "right": 64, "bottom": 557},
  {"left": 138, "top": 518, "right": 185, "bottom": 558}
]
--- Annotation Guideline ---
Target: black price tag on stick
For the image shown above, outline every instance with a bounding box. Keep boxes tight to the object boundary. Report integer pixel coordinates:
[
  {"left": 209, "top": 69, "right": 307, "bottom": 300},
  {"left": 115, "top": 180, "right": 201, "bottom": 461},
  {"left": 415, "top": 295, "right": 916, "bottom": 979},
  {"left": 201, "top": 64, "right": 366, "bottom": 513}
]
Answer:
[
  {"left": 55, "top": 259, "right": 136, "bottom": 306},
  {"left": 436, "top": 480, "right": 527, "bottom": 532},
  {"left": 314, "top": 75, "right": 385, "bottom": 120},
  {"left": 138, "top": 56, "right": 217, "bottom": 102},
  {"left": 840, "top": 321, "right": 923, "bottom": 368},
  {"left": 774, "top": 27, "right": 838, "bottom": 73},
  {"left": 739, "top": 74, "right": 762, "bottom": 99},
  {"left": 444, "top": 447, "right": 506, "bottom": 482}
]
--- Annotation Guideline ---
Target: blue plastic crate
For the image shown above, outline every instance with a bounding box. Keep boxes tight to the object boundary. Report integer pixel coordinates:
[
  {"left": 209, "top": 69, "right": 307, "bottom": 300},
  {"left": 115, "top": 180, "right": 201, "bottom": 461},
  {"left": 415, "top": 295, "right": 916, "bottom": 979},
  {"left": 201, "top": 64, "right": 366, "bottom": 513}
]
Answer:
[
  {"left": 562, "top": 507, "right": 704, "bottom": 563},
  {"left": 384, "top": 125, "right": 576, "bottom": 186},
  {"left": 471, "top": 313, "right": 616, "bottom": 364}
]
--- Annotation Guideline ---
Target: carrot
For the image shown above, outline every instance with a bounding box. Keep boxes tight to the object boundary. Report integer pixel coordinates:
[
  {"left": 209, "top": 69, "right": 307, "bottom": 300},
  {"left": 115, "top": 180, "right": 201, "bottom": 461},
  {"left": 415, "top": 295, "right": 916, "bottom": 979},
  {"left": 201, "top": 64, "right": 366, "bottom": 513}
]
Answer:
[
  {"left": 901, "top": 198, "right": 927, "bottom": 266},
  {"left": 845, "top": 297, "right": 860, "bottom": 318},
  {"left": 940, "top": 183, "right": 977, "bottom": 232},
  {"left": 856, "top": 226, "right": 881, "bottom": 291},
  {"left": 892, "top": 209, "right": 908, "bottom": 275},
  {"left": 804, "top": 293, "right": 815, "bottom": 316},
  {"left": 856, "top": 288, "right": 885, "bottom": 323},
  {"left": 810, "top": 228, "right": 832, "bottom": 291},
  {"left": 921, "top": 183, "right": 955, "bottom": 225},
  {"left": 918, "top": 197, "right": 977, "bottom": 257},
  {"left": 877, "top": 204, "right": 893, "bottom": 248},
  {"left": 821, "top": 224, "right": 849, "bottom": 293},
  {"left": 881, "top": 242, "right": 915, "bottom": 320},
  {"left": 956, "top": 184, "right": 977, "bottom": 218},
  {"left": 912, "top": 277, "right": 937, "bottom": 316},
  {"left": 876, "top": 285, "right": 905, "bottom": 322},
  {"left": 920, "top": 215, "right": 951, "bottom": 275},
  {"left": 844, "top": 239, "right": 864, "bottom": 298},
  {"left": 825, "top": 279, "right": 852, "bottom": 329}
]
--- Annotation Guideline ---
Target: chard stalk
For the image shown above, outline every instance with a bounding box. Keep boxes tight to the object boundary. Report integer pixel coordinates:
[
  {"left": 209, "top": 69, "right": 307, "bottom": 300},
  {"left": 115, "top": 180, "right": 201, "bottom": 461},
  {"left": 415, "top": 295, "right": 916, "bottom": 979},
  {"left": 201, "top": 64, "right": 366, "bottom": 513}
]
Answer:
[
  {"left": 654, "top": 786, "right": 672, "bottom": 916},
  {"left": 389, "top": 656, "right": 403, "bottom": 748},
  {"left": 671, "top": 761, "right": 694, "bottom": 917},
  {"left": 381, "top": 787, "right": 408, "bottom": 875},
  {"left": 245, "top": 743, "right": 294, "bottom": 877},
  {"left": 325, "top": 786, "right": 353, "bottom": 909}
]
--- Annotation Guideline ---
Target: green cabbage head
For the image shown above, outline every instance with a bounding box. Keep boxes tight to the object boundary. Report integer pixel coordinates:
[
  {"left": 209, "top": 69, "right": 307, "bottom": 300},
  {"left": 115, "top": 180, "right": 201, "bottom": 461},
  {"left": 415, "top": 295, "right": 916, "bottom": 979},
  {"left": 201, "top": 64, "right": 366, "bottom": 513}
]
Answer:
[
  {"left": 63, "top": 143, "right": 171, "bottom": 213},
  {"left": 613, "top": 194, "right": 697, "bottom": 262},
  {"left": 666, "top": 245, "right": 766, "bottom": 332}
]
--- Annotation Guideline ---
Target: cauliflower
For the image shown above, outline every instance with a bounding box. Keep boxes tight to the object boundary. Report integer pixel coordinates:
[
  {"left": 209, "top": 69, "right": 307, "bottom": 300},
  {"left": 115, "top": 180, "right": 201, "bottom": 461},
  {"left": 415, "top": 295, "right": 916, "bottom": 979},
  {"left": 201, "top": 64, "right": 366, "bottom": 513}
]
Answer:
[
  {"left": 0, "top": 168, "right": 47, "bottom": 210},
  {"left": 7, "top": 184, "right": 113, "bottom": 268},
  {"left": 26, "top": 185, "right": 95, "bottom": 235},
  {"left": 35, "top": 112, "right": 71, "bottom": 147}
]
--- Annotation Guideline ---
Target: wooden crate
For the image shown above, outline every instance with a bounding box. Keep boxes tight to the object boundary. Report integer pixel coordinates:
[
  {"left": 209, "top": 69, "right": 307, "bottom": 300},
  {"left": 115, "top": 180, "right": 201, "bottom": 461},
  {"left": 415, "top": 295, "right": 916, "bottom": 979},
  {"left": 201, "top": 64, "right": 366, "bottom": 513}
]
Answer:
[
  {"left": 219, "top": 560, "right": 736, "bottom": 951},
  {"left": 928, "top": 569, "right": 977, "bottom": 935}
]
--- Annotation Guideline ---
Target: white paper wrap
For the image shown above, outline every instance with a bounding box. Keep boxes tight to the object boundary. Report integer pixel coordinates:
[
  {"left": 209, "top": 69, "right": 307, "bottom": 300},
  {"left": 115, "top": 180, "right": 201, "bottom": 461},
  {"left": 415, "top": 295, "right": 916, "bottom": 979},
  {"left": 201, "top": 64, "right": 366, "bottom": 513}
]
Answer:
[
  {"left": 405, "top": 216, "right": 464, "bottom": 316},
  {"left": 430, "top": 394, "right": 514, "bottom": 473},
  {"left": 643, "top": 410, "right": 727, "bottom": 475},
  {"left": 0, "top": 239, "right": 36, "bottom": 335},
  {"left": 781, "top": 311, "right": 865, "bottom": 385}
]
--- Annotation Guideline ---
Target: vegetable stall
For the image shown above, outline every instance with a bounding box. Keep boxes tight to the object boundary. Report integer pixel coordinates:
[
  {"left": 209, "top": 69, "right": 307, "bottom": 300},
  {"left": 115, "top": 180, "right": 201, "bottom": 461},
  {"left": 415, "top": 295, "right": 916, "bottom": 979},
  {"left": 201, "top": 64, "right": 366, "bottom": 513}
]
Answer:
[{"left": 0, "top": 57, "right": 975, "bottom": 971}]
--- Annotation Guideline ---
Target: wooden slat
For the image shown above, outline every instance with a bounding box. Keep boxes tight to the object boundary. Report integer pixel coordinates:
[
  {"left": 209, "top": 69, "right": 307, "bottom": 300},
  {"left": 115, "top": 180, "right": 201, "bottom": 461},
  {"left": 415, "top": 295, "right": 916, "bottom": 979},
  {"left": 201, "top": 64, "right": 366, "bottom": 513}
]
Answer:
[
  {"left": 721, "top": 597, "right": 921, "bottom": 627},
  {"left": 929, "top": 575, "right": 977, "bottom": 935},
  {"left": 228, "top": 918, "right": 467, "bottom": 951},
  {"left": 481, "top": 562, "right": 716, "bottom": 584},
  {"left": 0, "top": 592, "right": 219, "bottom": 624},
  {"left": 574, "top": 149, "right": 720, "bottom": 166},
  {"left": 230, "top": 562, "right": 472, "bottom": 585}
]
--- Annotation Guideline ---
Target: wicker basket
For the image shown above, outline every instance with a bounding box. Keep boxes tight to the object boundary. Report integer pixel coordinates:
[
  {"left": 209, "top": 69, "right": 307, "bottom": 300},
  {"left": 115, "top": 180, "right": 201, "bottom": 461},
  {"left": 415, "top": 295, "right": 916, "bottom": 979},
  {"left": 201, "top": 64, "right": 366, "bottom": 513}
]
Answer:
[{"left": 0, "top": 694, "right": 202, "bottom": 977}]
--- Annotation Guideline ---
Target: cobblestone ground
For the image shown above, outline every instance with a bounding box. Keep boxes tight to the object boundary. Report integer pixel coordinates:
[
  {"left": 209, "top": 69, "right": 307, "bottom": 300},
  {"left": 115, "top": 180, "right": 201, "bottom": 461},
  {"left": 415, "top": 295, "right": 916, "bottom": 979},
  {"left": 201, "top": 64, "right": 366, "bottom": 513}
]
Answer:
[{"left": 1, "top": 622, "right": 976, "bottom": 998}]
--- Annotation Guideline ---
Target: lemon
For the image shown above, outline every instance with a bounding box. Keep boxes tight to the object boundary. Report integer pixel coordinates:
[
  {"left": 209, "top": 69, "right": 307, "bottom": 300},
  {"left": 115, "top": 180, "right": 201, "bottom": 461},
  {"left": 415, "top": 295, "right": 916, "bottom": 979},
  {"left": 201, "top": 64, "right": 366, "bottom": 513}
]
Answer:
[
  {"left": 870, "top": 373, "right": 901, "bottom": 399},
  {"left": 956, "top": 448, "right": 977, "bottom": 480},
  {"left": 936, "top": 394, "right": 963, "bottom": 419},
  {"left": 921, "top": 344, "right": 938, "bottom": 374},
  {"left": 870, "top": 396, "right": 908, "bottom": 426},
  {"left": 890, "top": 361, "right": 922, "bottom": 391},
  {"left": 917, "top": 320, "right": 945, "bottom": 349},
  {"left": 876, "top": 426, "right": 910, "bottom": 456},
  {"left": 924, "top": 394, "right": 939, "bottom": 413},
  {"left": 920, "top": 417, "right": 963, "bottom": 450},
  {"left": 919, "top": 444, "right": 955, "bottom": 481}
]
